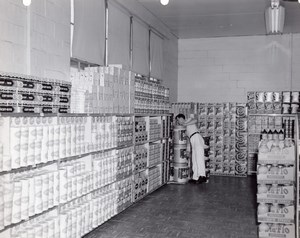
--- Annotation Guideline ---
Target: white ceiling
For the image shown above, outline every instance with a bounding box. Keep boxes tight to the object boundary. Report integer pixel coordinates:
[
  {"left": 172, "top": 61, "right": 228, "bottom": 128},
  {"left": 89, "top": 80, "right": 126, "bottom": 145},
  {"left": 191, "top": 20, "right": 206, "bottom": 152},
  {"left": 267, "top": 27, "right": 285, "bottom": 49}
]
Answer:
[{"left": 135, "top": 0, "right": 300, "bottom": 39}]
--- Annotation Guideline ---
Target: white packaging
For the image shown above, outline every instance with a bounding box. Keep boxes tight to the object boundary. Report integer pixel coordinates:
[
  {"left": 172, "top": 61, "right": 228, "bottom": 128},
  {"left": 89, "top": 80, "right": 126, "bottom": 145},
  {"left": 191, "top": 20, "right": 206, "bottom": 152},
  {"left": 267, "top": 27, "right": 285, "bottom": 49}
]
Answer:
[
  {"left": 42, "top": 221, "right": 49, "bottom": 238},
  {"left": 47, "top": 218, "right": 55, "bottom": 238},
  {"left": 3, "top": 174, "right": 13, "bottom": 226},
  {"left": 59, "top": 169, "right": 68, "bottom": 204},
  {"left": 20, "top": 178, "right": 29, "bottom": 221},
  {"left": 35, "top": 117, "right": 43, "bottom": 164},
  {"left": 19, "top": 118, "right": 29, "bottom": 168},
  {"left": 48, "top": 118, "right": 55, "bottom": 161},
  {"left": 53, "top": 171, "right": 59, "bottom": 206},
  {"left": 27, "top": 117, "right": 37, "bottom": 166},
  {"left": 75, "top": 118, "right": 81, "bottom": 155},
  {"left": 53, "top": 125, "right": 60, "bottom": 161},
  {"left": 0, "top": 179, "right": 4, "bottom": 230},
  {"left": 65, "top": 118, "right": 71, "bottom": 157},
  {"left": 28, "top": 174, "right": 35, "bottom": 217},
  {"left": 70, "top": 117, "right": 76, "bottom": 156},
  {"left": 71, "top": 207, "right": 77, "bottom": 238},
  {"left": 59, "top": 118, "right": 66, "bottom": 159},
  {"left": 71, "top": 176, "right": 77, "bottom": 200},
  {"left": 34, "top": 224, "right": 43, "bottom": 238},
  {"left": 41, "top": 117, "right": 49, "bottom": 163},
  {"left": 0, "top": 143, "right": 3, "bottom": 172},
  {"left": 0, "top": 117, "right": 11, "bottom": 171},
  {"left": 11, "top": 180, "right": 22, "bottom": 224},
  {"left": 48, "top": 172, "right": 54, "bottom": 208},
  {"left": 10, "top": 117, "right": 21, "bottom": 169},
  {"left": 79, "top": 118, "right": 85, "bottom": 154},
  {"left": 66, "top": 212, "right": 72, "bottom": 238},
  {"left": 92, "top": 198, "right": 98, "bottom": 228},
  {"left": 41, "top": 172, "right": 49, "bottom": 211},
  {"left": 34, "top": 173, "right": 43, "bottom": 214},
  {"left": 54, "top": 217, "right": 60, "bottom": 238}
]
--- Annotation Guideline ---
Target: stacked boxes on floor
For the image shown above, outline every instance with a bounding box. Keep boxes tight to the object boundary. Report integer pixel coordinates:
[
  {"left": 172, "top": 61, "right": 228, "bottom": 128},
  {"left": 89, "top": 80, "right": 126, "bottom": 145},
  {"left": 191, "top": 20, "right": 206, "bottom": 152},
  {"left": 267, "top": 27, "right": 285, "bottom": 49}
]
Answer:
[
  {"left": 199, "top": 103, "right": 248, "bottom": 177},
  {"left": 161, "top": 116, "right": 171, "bottom": 184},
  {"left": 171, "top": 102, "right": 248, "bottom": 177},
  {"left": 235, "top": 103, "right": 248, "bottom": 176},
  {"left": 0, "top": 72, "right": 71, "bottom": 114},
  {"left": 70, "top": 66, "right": 135, "bottom": 114},
  {"left": 257, "top": 130, "right": 296, "bottom": 238}
]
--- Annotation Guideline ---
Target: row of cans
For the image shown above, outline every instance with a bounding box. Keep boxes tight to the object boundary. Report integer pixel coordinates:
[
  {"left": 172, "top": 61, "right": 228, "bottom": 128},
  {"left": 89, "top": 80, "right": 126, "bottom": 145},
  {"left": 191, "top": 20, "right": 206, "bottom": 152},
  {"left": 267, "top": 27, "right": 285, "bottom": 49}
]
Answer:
[
  {"left": 247, "top": 91, "right": 300, "bottom": 104},
  {"left": 0, "top": 72, "right": 71, "bottom": 96}
]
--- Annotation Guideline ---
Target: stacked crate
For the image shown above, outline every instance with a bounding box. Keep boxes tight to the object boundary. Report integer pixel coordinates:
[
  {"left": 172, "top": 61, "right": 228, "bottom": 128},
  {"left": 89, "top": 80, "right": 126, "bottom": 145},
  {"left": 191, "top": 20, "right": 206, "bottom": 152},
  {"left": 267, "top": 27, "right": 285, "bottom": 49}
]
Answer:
[
  {"left": 235, "top": 103, "right": 248, "bottom": 177},
  {"left": 257, "top": 134, "right": 296, "bottom": 238},
  {"left": 0, "top": 72, "right": 71, "bottom": 114}
]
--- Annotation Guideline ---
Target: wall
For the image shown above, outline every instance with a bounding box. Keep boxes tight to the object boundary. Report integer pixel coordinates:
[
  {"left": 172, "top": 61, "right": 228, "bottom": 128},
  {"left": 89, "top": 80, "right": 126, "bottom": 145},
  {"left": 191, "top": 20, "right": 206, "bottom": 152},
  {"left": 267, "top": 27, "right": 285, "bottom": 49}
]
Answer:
[
  {"left": 178, "top": 34, "right": 300, "bottom": 103},
  {"left": 0, "top": 0, "right": 70, "bottom": 81},
  {"left": 163, "top": 36, "right": 178, "bottom": 103},
  {"left": 115, "top": 0, "right": 178, "bottom": 103}
]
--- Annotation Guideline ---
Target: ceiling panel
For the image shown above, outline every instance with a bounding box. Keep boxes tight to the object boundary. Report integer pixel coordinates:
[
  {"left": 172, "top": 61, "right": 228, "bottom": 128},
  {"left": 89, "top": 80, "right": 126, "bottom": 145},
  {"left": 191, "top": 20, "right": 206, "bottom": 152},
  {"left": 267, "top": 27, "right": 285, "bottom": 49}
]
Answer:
[{"left": 135, "top": 0, "right": 300, "bottom": 38}]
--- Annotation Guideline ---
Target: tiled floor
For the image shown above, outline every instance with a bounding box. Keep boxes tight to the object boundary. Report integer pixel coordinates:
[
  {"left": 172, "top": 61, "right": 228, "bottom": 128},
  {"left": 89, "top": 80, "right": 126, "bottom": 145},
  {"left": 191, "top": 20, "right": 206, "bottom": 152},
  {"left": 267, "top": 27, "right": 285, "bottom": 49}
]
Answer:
[{"left": 84, "top": 176, "right": 258, "bottom": 238}]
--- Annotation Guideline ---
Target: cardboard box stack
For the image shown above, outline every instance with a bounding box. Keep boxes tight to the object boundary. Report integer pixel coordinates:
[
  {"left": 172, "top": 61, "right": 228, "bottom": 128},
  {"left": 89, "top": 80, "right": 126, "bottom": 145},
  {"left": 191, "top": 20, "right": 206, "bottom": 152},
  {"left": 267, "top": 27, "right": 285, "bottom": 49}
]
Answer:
[
  {"left": 0, "top": 71, "right": 71, "bottom": 114},
  {"left": 198, "top": 103, "right": 248, "bottom": 177},
  {"left": 257, "top": 129, "right": 296, "bottom": 238},
  {"left": 235, "top": 103, "right": 248, "bottom": 176},
  {"left": 70, "top": 66, "right": 135, "bottom": 114},
  {"left": 135, "top": 75, "right": 170, "bottom": 115}
]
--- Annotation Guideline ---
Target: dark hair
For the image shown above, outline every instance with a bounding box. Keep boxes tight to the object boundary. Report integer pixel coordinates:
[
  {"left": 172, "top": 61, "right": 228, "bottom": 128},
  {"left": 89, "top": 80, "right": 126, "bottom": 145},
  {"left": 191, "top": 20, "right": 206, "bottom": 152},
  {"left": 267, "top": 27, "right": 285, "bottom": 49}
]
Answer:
[{"left": 175, "top": 114, "right": 185, "bottom": 120}]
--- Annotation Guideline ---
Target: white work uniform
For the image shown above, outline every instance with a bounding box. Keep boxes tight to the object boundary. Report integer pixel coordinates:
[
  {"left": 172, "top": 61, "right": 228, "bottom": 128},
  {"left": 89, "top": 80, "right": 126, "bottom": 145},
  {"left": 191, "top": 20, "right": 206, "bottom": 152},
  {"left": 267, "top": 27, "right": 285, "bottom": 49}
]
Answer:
[{"left": 185, "top": 122, "right": 206, "bottom": 180}]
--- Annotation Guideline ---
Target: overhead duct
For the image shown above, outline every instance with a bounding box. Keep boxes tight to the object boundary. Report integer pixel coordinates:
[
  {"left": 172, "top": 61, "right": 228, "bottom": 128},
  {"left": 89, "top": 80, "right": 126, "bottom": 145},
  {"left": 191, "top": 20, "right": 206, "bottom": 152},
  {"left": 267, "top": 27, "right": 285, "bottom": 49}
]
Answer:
[{"left": 265, "top": 0, "right": 285, "bottom": 34}]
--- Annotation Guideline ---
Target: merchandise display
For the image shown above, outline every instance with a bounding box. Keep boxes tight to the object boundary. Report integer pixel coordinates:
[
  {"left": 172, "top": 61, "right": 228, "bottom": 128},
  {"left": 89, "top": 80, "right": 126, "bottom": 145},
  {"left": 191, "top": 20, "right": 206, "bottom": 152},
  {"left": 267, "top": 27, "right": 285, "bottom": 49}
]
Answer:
[
  {"left": 134, "top": 75, "right": 170, "bottom": 114},
  {"left": 256, "top": 120, "right": 297, "bottom": 238},
  {"left": 248, "top": 115, "right": 296, "bottom": 174},
  {"left": 169, "top": 124, "right": 188, "bottom": 184},
  {"left": 247, "top": 91, "right": 300, "bottom": 115},
  {"left": 132, "top": 115, "right": 171, "bottom": 201},
  {"left": 0, "top": 67, "right": 172, "bottom": 237},
  {"left": 171, "top": 102, "right": 248, "bottom": 177},
  {"left": 70, "top": 66, "right": 135, "bottom": 114},
  {"left": 0, "top": 72, "right": 71, "bottom": 114}
]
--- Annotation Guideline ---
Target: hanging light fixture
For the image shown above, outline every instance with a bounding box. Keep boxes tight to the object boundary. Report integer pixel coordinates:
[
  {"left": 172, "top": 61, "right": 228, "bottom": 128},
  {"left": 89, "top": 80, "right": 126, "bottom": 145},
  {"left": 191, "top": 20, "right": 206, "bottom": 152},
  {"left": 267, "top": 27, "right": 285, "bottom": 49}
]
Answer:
[
  {"left": 265, "top": 0, "right": 285, "bottom": 34},
  {"left": 160, "top": 0, "right": 169, "bottom": 6},
  {"left": 23, "top": 0, "right": 31, "bottom": 6}
]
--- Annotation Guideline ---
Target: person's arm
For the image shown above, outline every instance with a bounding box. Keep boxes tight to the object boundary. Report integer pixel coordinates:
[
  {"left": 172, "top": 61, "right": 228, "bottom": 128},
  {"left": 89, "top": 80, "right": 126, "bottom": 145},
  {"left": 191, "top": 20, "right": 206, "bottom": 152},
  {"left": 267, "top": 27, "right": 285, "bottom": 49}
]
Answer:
[{"left": 183, "top": 118, "right": 197, "bottom": 126}]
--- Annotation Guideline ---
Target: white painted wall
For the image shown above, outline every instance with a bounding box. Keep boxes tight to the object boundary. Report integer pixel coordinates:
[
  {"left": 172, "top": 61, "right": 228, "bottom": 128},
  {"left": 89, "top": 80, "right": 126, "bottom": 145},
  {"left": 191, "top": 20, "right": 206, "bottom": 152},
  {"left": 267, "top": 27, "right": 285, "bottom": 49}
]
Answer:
[
  {"left": 115, "top": 0, "right": 179, "bottom": 103},
  {"left": 163, "top": 36, "right": 178, "bottom": 103},
  {"left": 0, "top": 0, "right": 70, "bottom": 81},
  {"left": 178, "top": 34, "right": 300, "bottom": 103}
]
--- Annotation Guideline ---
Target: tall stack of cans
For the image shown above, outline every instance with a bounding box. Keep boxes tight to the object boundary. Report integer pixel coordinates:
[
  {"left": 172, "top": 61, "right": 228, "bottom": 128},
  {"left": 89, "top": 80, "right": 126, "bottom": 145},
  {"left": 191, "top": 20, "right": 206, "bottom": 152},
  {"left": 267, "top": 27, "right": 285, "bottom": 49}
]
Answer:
[
  {"left": 256, "top": 129, "right": 296, "bottom": 238},
  {"left": 283, "top": 91, "right": 299, "bottom": 114},
  {"left": 134, "top": 75, "right": 170, "bottom": 115},
  {"left": 235, "top": 103, "right": 248, "bottom": 176},
  {"left": 247, "top": 91, "right": 299, "bottom": 174},
  {"left": 0, "top": 72, "right": 71, "bottom": 114},
  {"left": 197, "top": 103, "right": 246, "bottom": 177},
  {"left": 247, "top": 91, "right": 300, "bottom": 115}
]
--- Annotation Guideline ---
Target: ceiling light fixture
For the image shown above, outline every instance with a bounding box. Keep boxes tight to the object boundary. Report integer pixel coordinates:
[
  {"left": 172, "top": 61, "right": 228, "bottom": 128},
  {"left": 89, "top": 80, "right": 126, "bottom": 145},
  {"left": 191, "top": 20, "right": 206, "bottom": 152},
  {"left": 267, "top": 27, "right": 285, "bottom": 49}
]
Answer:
[
  {"left": 265, "top": 0, "right": 285, "bottom": 34},
  {"left": 22, "top": 0, "right": 31, "bottom": 6},
  {"left": 160, "top": 0, "right": 169, "bottom": 6}
]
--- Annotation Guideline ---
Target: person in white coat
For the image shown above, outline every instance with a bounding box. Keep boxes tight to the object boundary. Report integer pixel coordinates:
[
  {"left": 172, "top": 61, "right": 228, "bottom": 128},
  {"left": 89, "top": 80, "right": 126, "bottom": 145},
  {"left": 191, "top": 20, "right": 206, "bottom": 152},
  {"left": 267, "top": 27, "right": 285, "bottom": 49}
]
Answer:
[{"left": 175, "top": 114, "right": 207, "bottom": 183}]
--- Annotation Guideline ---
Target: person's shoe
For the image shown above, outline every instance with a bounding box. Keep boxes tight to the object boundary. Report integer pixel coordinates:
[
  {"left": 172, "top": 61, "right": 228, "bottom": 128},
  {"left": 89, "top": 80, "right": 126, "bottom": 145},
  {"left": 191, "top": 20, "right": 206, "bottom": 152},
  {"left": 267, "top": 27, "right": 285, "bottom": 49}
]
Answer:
[
  {"left": 197, "top": 176, "right": 207, "bottom": 184},
  {"left": 188, "top": 179, "right": 198, "bottom": 184}
]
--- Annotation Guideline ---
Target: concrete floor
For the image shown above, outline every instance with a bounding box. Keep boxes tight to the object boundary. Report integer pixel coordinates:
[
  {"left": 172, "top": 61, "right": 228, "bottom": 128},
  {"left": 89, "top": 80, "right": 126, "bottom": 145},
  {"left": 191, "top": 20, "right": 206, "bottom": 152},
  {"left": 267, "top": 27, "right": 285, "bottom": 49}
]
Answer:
[{"left": 84, "top": 176, "right": 258, "bottom": 238}]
